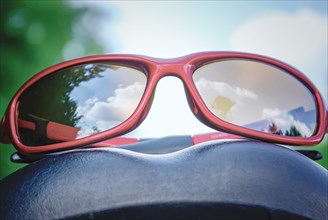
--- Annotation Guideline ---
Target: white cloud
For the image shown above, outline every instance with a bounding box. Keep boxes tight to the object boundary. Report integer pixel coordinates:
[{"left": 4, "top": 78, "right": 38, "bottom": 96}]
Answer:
[
  {"left": 196, "top": 78, "right": 258, "bottom": 103},
  {"left": 262, "top": 108, "right": 283, "bottom": 119},
  {"left": 231, "top": 8, "right": 327, "bottom": 69},
  {"left": 105, "top": 82, "right": 144, "bottom": 110},
  {"left": 195, "top": 78, "right": 258, "bottom": 124},
  {"left": 230, "top": 8, "right": 327, "bottom": 101},
  {"left": 75, "top": 82, "right": 145, "bottom": 138},
  {"left": 293, "top": 120, "right": 312, "bottom": 137}
]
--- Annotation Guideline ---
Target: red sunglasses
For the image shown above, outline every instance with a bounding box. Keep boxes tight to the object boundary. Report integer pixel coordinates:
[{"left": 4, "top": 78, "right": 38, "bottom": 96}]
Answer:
[{"left": 1, "top": 52, "right": 327, "bottom": 155}]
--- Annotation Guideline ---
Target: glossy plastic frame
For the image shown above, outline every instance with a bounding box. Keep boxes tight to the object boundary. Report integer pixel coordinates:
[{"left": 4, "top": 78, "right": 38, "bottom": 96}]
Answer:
[{"left": 1, "top": 52, "right": 327, "bottom": 155}]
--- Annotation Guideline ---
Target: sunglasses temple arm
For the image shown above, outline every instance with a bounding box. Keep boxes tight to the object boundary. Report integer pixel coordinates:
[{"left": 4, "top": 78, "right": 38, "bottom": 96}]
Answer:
[
  {"left": 17, "top": 117, "right": 139, "bottom": 146},
  {"left": 192, "top": 132, "right": 243, "bottom": 145}
]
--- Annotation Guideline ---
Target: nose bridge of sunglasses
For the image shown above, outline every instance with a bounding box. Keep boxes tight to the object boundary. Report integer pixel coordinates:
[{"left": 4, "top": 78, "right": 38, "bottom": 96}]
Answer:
[{"left": 154, "top": 61, "right": 189, "bottom": 78}]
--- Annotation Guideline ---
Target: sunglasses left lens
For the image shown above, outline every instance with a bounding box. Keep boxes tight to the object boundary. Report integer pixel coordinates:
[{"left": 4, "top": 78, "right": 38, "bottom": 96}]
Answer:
[
  {"left": 17, "top": 63, "right": 147, "bottom": 146},
  {"left": 192, "top": 59, "right": 317, "bottom": 138}
]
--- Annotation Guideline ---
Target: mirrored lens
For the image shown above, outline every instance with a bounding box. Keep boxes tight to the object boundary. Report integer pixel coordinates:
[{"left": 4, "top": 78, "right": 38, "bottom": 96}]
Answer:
[
  {"left": 193, "top": 59, "right": 317, "bottom": 138},
  {"left": 18, "top": 63, "right": 147, "bottom": 146}
]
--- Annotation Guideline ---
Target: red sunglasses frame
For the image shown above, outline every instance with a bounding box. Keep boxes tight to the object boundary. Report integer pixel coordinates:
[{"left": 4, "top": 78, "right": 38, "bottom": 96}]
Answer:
[{"left": 1, "top": 51, "right": 327, "bottom": 155}]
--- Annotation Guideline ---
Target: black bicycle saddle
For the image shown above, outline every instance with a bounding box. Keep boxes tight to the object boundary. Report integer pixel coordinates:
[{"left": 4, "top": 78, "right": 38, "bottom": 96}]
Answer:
[{"left": 0, "top": 140, "right": 327, "bottom": 220}]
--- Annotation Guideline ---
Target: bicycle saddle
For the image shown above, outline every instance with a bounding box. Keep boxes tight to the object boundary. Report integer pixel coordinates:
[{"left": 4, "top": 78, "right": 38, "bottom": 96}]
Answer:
[{"left": 0, "top": 140, "right": 327, "bottom": 219}]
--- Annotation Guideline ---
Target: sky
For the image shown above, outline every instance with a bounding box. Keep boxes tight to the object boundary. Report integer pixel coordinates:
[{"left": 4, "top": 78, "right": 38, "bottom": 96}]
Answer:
[{"left": 69, "top": 1, "right": 327, "bottom": 138}]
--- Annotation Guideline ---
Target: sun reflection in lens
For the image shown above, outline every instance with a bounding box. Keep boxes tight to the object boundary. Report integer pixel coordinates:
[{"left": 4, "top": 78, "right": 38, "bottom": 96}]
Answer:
[
  {"left": 195, "top": 77, "right": 259, "bottom": 125},
  {"left": 211, "top": 96, "right": 236, "bottom": 121}
]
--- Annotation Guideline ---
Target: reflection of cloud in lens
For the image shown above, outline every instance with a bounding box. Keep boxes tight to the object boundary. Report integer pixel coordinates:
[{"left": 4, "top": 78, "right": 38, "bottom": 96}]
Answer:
[
  {"left": 262, "top": 108, "right": 283, "bottom": 119},
  {"left": 195, "top": 78, "right": 258, "bottom": 123},
  {"left": 196, "top": 78, "right": 258, "bottom": 101},
  {"left": 293, "top": 120, "right": 312, "bottom": 137},
  {"left": 75, "top": 82, "right": 145, "bottom": 137}
]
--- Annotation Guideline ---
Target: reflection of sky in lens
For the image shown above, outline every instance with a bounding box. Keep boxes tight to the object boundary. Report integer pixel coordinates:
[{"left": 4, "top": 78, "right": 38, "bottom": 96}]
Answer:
[
  {"left": 70, "top": 66, "right": 115, "bottom": 103},
  {"left": 68, "top": 65, "right": 147, "bottom": 137},
  {"left": 193, "top": 60, "right": 317, "bottom": 137},
  {"left": 70, "top": 64, "right": 146, "bottom": 103},
  {"left": 69, "top": 1, "right": 327, "bottom": 138}
]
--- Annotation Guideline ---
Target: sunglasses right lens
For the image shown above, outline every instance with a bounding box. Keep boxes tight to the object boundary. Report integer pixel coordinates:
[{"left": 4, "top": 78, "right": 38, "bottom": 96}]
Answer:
[
  {"left": 17, "top": 63, "right": 147, "bottom": 146},
  {"left": 192, "top": 59, "right": 317, "bottom": 138}
]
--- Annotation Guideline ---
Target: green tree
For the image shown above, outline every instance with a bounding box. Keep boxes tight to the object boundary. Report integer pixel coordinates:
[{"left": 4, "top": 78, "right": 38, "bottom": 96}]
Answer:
[{"left": 0, "top": 0, "right": 105, "bottom": 178}]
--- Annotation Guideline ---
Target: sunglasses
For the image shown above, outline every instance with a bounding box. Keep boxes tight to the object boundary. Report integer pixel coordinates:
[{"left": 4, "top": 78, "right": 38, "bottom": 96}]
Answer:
[{"left": 1, "top": 52, "right": 327, "bottom": 155}]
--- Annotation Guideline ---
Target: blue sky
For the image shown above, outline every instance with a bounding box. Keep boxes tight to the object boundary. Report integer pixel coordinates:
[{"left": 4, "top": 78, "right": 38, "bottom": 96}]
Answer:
[{"left": 69, "top": 1, "right": 327, "bottom": 137}]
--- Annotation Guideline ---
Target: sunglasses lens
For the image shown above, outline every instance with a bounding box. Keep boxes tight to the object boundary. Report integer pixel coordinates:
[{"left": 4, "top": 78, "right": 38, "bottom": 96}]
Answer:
[
  {"left": 193, "top": 59, "right": 317, "bottom": 138},
  {"left": 18, "top": 63, "right": 147, "bottom": 146}
]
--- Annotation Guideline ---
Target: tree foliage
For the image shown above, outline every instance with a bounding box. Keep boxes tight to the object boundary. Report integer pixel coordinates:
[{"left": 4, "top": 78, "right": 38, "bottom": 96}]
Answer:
[{"left": 0, "top": 0, "right": 105, "bottom": 178}]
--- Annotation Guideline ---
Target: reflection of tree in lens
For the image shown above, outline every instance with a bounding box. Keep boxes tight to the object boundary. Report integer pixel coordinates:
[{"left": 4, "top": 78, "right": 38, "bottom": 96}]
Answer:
[
  {"left": 266, "top": 121, "right": 302, "bottom": 137},
  {"left": 285, "top": 126, "right": 302, "bottom": 137},
  {"left": 18, "top": 64, "right": 107, "bottom": 145},
  {"left": 268, "top": 122, "right": 283, "bottom": 135}
]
